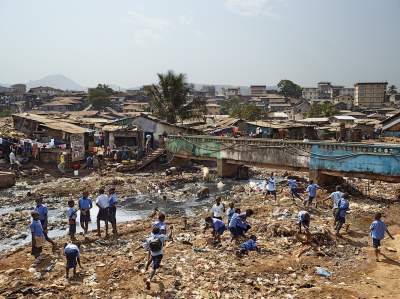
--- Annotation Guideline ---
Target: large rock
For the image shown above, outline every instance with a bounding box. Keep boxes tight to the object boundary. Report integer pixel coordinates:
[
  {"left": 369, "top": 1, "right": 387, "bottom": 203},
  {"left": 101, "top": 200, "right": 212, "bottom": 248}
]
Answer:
[{"left": 0, "top": 171, "right": 15, "bottom": 188}]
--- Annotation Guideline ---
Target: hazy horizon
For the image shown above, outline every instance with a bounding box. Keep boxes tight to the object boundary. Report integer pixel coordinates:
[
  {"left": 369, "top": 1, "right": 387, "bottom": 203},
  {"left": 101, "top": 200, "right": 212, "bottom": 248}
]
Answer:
[{"left": 1, "top": 0, "right": 399, "bottom": 88}]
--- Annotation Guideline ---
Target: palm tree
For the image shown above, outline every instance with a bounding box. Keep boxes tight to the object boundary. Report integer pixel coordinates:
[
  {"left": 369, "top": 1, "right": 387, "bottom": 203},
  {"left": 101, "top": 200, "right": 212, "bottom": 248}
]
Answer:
[
  {"left": 148, "top": 70, "right": 205, "bottom": 123},
  {"left": 388, "top": 85, "right": 397, "bottom": 95}
]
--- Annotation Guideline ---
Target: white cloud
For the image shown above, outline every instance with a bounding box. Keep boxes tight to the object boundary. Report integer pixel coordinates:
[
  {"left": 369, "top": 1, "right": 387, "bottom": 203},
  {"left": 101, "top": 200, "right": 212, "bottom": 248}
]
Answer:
[
  {"left": 224, "top": 0, "right": 284, "bottom": 17},
  {"left": 125, "top": 11, "right": 173, "bottom": 45},
  {"left": 178, "top": 15, "right": 193, "bottom": 26}
]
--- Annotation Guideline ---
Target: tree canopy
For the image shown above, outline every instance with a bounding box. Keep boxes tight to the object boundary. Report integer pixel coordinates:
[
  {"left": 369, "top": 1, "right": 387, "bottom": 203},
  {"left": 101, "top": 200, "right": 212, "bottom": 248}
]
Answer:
[
  {"left": 277, "top": 80, "right": 302, "bottom": 98},
  {"left": 147, "top": 70, "right": 205, "bottom": 123},
  {"left": 307, "top": 102, "right": 338, "bottom": 118},
  {"left": 88, "top": 84, "right": 114, "bottom": 109},
  {"left": 221, "top": 96, "right": 264, "bottom": 121}
]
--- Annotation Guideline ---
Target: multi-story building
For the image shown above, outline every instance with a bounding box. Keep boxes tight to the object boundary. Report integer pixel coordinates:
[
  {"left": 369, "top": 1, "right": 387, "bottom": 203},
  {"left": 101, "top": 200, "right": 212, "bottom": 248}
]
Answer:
[
  {"left": 250, "top": 85, "right": 266, "bottom": 97},
  {"left": 10, "top": 84, "right": 26, "bottom": 94},
  {"left": 302, "top": 87, "right": 318, "bottom": 100},
  {"left": 302, "top": 82, "right": 354, "bottom": 101},
  {"left": 354, "top": 82, "right": 387, "bottom": 108},
  {"left": 223, "top": 87, "right": 241, "bottom": 97},
  {"left": 200, "top": 85, "right": 216, "bottom": 98}
]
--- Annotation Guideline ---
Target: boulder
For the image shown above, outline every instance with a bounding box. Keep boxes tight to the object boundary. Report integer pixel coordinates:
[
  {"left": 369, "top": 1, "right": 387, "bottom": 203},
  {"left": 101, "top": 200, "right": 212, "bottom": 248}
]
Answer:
[{"left": 0, "top": 171, "right": 15, "bottom": 188}]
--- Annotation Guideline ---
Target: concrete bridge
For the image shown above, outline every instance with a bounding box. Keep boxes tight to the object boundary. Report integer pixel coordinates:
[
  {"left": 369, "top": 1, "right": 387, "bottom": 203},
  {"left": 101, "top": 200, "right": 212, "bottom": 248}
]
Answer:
[{"left": 165, "top": 135, "right": 400, "bottom": 184}]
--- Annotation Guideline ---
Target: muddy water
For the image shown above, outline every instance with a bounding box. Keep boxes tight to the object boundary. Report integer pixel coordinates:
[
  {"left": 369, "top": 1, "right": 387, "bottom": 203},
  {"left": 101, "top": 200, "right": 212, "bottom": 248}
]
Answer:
[{"left": 0, "top": 178, "right": 252, "bottom": 251}]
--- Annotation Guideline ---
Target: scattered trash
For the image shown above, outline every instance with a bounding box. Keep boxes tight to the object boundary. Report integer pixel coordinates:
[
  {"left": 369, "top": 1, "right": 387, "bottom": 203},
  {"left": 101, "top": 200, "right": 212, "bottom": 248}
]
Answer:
[{"left": 315, "top": 267, "right": 332, "bottom": 278}]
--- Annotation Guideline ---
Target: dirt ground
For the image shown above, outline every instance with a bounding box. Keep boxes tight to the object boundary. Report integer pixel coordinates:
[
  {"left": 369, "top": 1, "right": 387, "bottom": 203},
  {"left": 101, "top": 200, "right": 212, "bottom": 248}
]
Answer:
[{"left": 0, "top": 169, "right": 400, "bottom": 298}]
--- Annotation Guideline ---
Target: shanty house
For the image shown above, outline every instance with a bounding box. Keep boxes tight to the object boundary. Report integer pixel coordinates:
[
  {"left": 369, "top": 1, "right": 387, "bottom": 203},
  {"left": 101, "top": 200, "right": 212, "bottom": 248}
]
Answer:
[
  {"left": 12, "top": 113, "right": 92, "bottom": 162},
  {"left": 381, "top": 111, "right": 400, "bottom": 137},
  {"left": 102, "top": 125, "right": 144, "bottom": 150}
]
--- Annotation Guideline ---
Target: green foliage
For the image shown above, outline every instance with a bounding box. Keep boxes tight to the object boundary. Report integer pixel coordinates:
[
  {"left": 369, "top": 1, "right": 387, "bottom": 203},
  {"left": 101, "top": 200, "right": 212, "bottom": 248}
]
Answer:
[
  {"left": 148, "top": 70, "right": 205, "bottom": 123},
  {"left": 222, "top": 97, "right": 264, "bottom": 121},
  {"left": 277, "top": 80, "right": 302, "bottom": 98},
  {"left": 88, "top": 84, "right": 114, "bottom": 109},
  {"left": 307, "top": 102, "right": 338, "bottom": 118},
  {"left": 0, "top": 109, "right": 12, "bottom": 117}
]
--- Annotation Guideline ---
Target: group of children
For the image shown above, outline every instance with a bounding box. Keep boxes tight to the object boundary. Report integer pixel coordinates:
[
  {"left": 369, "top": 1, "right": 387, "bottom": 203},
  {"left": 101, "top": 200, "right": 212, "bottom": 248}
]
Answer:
[
  {"left": 29, "top": 177, "right": 396, "bottom": 285},
  {"left": 29, "top": 187, "right": 119, "bottom": 278}
]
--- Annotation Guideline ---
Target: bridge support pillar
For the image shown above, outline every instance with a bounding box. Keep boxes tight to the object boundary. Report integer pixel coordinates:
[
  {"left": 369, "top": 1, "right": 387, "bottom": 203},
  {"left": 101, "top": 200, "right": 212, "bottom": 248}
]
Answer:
[
  {"left": 309, "top": 169, "right": 343, "bottom": 186},
  {"left": 217, "top": 159, "right": 246, "bottom": 178},
  {"left": 171, "top": 156, "right": 191, "bottom": 167}
]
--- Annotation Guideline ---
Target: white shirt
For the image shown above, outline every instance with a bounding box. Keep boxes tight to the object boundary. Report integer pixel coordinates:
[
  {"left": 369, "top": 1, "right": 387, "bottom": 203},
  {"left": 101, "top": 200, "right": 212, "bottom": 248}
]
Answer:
[
  {"left": 266, "top": 177, "right": 276, "bottom": 191},
  {"left": 64, "top": 243, "right": 80, "bottom": 257},
  {"left": 331, "top": 191, "right": 344, "bottom": 208},
  {"left": 9, "top": 152, "right": 16, "bottom": 164},
  {"left": 211, "top": 203, "right": 224, "bottom": 218},
  {"left": 96, "top": 194, "right": 109, "bottom": 209}
]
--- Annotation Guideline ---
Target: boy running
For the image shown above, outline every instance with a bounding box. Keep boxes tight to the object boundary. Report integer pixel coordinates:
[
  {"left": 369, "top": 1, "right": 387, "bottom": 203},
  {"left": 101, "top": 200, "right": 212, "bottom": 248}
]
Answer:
[
  {"left": 305, "top": 180, "right": 321, "bottom": 207},
  {"left": 335, "top": 194, "right": 349, "bottom": 236},
  {"left": 288, "top": 177, "right": 303, "bottom": 202},
  {"left": 324, "top": 185, "right": 344, "bottom": 227},
  {"left": 370, "top": 212, "right": 395, "bottom": 262},
  {"left": 144, "top": 226, "right": 173, "bottom": 290}
]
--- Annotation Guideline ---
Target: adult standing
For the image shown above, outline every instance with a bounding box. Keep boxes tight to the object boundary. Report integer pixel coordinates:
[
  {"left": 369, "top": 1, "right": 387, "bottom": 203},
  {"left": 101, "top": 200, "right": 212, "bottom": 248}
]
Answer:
[
  {"left": 58, "top": 152, "right": 66, "bottom": 174},
  {"left": 96, "top": 188, "right": 109, "bottom": 237},
  {"left": 78, "top": 191, "right": 92, "bottom": 236},
  {"left": 108, "top": 187, "right": 118, "bottom": 236}
]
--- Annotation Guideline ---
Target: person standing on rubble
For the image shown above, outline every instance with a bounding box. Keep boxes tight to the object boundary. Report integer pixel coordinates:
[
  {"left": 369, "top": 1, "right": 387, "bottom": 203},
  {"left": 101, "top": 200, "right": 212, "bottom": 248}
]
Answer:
[
  {"left": 305, "top": 180, "right": 321, "bottom": 207},
  {"left": 108, "top": 187, "right": 118, "bottom": 236},
  {"left": 335, "top": 194, "right": 349, "bottom": 236},
  {"left": 34, "top": 198, "right": 56, "bottom": 247},
  {"left": 96, "top": 188, "right": 110, "bottom": 237},
  {"left": 78, "top": 191, "right": 92, "bottom": 236},
  {"left": 288, "top": 177, "right": 303, "bottom": 202},
  {"left": 370, "top": 212, "right": 395, "bottom": 262},
  {"left": 9, "top": 149, "right": 21, "bottom": 170},
  {"left": 265, "top": 172, "right": 277, "bottom": 201},
  {"left": 211, "top": 197, "right": 225, "bottom": 220},
  {"left": 30, "top": 211, "right": 45, "bottom": 266},
  {"left": 226, "top": 202, "right": 236, "bottom": 224},
  {"left": 143, "top": 226, "right": 173, "bottom": 290},
  {"left": 58, "top": 152, "right": 66, "bottom": 174},
  {"left": 324, "top": 186, "right": 344, "bottom": 228},
  {"left": 153, "top": 212, "right": 167, "bottom": 234}
]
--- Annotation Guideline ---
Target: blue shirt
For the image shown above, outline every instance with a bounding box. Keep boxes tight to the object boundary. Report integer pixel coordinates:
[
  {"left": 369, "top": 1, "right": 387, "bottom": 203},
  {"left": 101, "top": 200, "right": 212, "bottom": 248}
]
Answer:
[
  {"left": 288, "top": 179, "right": 297, "bottom": 190},
  {"left": 67, "top": 207, "right": 77, "bottom": 220},
  {"left": 240, "top": 239, "right": 257, "bottom": 251},
  {"left": 30, "top": 220, "right": 44, "bottom": 237},
  {"left": 153, "top": 220, "right": 167, "bottom": 233},
  {"left": 370, "top": 220, "right": 387, "bottom": 240},
  {"left": 306, "top": 183, "right": 320, "bottom": 197},
  {"left": 79, "top": 197, "right": 92, "bottom": 210},
  {"left": 34, "top": 204, "right": 48, "bottom": 222},
  {"left": 109, "top": 193, "right": 118, "bottom": 206},
  {"left": 212, "top": 218, "right": 225, "bottom": 231},
  {"left": 229, "top": 213, "right": 247, "bottom": 229},
  {"left": 338, "top": 199, "right": 349, "bottom": 218},
  {"left": 226, "top": 208, "right": 236, "bottom": 222}
]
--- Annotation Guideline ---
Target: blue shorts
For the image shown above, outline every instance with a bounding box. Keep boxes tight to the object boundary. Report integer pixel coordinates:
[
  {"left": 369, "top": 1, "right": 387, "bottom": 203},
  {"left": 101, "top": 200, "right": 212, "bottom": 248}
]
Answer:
[
  {"left": 66, "top": 251, "right": 79, "bottom": 269},
  {"left": 151, "top": 254, "right": 163, "bottom": 270},
  {"left": 308, "top": 196, "right": 315, "bottom": 202},
  {"left": 337, "top": 216, "right": 346, "bottom": 224},
  {"left": 229, "top": 225, "right": 250, "bottom": 237},
  {"left": 215, "top": 225, "right": 226, "bottom": 236},
  {"left": 372, "top": 238, "right": 381, "bottom": 248}
]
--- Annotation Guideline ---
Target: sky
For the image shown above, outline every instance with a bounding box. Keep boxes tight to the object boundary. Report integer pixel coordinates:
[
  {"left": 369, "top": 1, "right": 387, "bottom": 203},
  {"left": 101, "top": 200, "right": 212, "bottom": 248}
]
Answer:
[{"left": 0, "top": 0, "right": 399, "bottom": 88}]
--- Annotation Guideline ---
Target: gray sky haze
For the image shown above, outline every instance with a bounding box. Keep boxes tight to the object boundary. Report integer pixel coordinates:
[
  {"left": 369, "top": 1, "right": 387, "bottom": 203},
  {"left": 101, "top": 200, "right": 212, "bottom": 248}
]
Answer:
[{"left": 0, "top": 0, "right": 399, "bottom": 88}]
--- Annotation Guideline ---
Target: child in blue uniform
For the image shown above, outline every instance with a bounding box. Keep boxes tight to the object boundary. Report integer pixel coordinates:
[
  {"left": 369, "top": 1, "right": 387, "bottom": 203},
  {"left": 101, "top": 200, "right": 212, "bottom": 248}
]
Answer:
[{"left": 370, "top": 212, "right": 395, "bottom": 262}]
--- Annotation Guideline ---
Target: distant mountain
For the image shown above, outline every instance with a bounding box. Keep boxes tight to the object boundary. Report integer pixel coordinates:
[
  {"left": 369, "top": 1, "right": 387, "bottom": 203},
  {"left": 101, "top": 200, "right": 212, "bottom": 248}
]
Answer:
[{"left": 26, "top": 74, "right": 84, "bottom": 91}]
